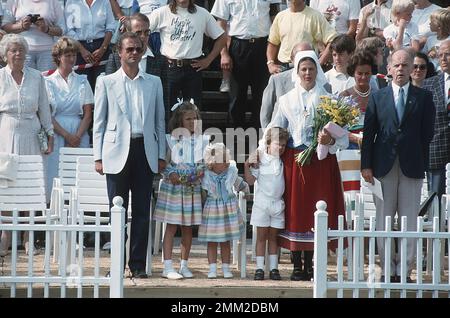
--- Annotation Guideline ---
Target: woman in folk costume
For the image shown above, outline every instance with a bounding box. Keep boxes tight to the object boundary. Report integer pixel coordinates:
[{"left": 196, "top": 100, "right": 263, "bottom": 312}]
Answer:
[{"left": 267, "top": 50, "right": 348, "bottom": 281}]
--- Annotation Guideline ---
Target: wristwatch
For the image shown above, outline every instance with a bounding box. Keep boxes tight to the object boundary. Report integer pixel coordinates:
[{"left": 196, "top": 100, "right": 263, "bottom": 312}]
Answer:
[{"left": 266, "top": 60, "right": 274, "bottom": 65}]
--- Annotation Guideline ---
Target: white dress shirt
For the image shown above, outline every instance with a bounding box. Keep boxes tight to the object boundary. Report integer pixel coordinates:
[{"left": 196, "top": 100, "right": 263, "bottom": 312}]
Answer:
[
  {"left": 120, "top": 68, "right": 144, "bottom": 135},
  {"left": 325, "top": 67, "right": 355, "bottom": 94},
  {"left": 391, "top": 81, "right": 410, "bottom": 109},
  {"left": 117, "top": 0, "right": 134, "bottom": 8},
  {"left": 65, "top": 0, "right": 116, "bottom": 41},
  {"left": 250, "top": 150, "right": 284, "bottom": 202},
  {"left": 138, "top": 47, "right": 154, "bottom": 72},
  {"left": 211, "top": 0, "right": 281, "bottom": 39}
]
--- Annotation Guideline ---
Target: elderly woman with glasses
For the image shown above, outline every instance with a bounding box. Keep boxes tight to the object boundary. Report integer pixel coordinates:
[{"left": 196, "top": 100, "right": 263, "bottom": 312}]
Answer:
[
  {"left": 410, "top": 51, "right": 435, "bottom": 88},
  {"left": 0, "top": 34, "right": 54, "bottom": 256},
  {"left": 44, "top": 37, "right": 94, "bottom": 200}
]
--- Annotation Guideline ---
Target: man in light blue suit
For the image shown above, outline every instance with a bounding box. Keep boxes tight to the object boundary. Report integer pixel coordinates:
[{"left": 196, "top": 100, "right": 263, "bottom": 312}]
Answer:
[{"left": 93, "top": 32, "right": 166, "bottom": 279}]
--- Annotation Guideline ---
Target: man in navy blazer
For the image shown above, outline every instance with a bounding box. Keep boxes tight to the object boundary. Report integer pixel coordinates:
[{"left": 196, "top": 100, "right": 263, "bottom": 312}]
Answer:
[
  {"left": 93, "top": 32, "right": 166, "bottom": 279},
  {"left": 361, "top": 48, "right": 435, "bottom": 282}
]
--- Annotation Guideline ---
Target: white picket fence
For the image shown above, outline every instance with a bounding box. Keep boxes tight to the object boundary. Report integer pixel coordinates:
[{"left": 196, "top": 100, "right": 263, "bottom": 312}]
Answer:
[
  {"left": 313, "top": 201, "right": 450, "bottom": 298},
  {"left": 0, "top": 193, "right": 126, "bottom": 298}
]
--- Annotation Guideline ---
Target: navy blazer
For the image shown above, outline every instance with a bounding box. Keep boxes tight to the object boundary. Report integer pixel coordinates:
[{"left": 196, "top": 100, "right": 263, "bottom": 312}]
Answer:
[{"left": 361, "top": 83, "right": 436, "bottom": 179}]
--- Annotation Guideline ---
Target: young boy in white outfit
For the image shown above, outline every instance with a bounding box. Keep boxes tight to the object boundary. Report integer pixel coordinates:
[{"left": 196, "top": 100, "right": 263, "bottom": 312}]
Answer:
[{"left": 244, "top": 127, "right": 289, "bottom": 280}]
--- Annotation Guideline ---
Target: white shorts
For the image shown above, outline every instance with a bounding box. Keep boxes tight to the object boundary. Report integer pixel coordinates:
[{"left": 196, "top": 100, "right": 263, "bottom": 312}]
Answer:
[{"left": 250, "top": 199, "right": 285, "bottom": 229}]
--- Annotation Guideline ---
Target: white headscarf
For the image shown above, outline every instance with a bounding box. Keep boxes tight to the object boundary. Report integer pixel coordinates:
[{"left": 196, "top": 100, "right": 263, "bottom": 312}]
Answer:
[{"left": 291, "top": 50, "right": 327, "bottom": 89}]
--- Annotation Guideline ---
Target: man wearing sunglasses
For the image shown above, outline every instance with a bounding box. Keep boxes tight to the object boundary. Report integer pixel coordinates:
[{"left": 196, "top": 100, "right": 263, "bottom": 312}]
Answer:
[
  {"left": 93, "top": 31, "right": 166, "bottom": 279},
  {"left": 422, "top": 39, "right": 450, "bottom": 201},
  {"left": 106, "top": 13, "right": 168, "bottom": 111}
]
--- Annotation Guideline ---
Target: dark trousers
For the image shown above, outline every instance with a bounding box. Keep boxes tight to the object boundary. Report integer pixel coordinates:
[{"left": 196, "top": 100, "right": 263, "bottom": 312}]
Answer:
[
  {"left": 166, "top": 62, "right": 203, "bottom": 109},
  {"left": 106, "top": 138, "right": 154, "bottom": 272},
  {"left": 76, "top": 38, "right": 111, "bottom": 92},
  {"left": 229, "top": 37, "right": 270, "bottom": 128}
]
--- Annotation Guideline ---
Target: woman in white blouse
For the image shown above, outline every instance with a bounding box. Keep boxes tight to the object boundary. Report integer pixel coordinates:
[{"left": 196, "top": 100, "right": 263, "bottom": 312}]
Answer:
[
  {"left": 44, "top": 37, "right": 94, "bottom": 200},
  {"left": 0, "top": 34, "right": 54, "bottom": 256},
  {"left": 268, "top": 50, "right": 348, "bottom": 281},
  {"left": 1, "top": 0, "right": 65, "bottom": 72},
  {"left": 64, "top": 0, "right": 116, "bottom": 90}
]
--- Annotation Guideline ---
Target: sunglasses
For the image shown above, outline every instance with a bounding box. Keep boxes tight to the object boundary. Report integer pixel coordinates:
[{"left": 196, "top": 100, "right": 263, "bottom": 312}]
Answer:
[
  {"left": 414, "top": 64, "right": 427, "bottom": 70},
  {"left": 124, "top": 46, "right": 143, "bottom": 53}
]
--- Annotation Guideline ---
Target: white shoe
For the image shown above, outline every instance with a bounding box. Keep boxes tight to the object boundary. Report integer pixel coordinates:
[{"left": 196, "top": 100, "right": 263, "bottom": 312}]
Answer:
[
  {"left": 162, "top": 269, "right": 183, "bottom": 280},
  {"left": 223, "top": 270, "right": 233, "bottom": 279},
  {"left": 179, "top": 266, "right": 194, "bottom": 278},
  {"left": 220, "top": 79, "right": 230, "bottom": 93},
  {"left": 207, "top": 271, "right": 217, "bottom": 279}
]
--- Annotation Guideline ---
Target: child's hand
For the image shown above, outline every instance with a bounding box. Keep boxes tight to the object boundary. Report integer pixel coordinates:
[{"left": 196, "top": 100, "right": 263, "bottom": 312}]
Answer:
[
  {"left": 428, "top": 48, "right": 437, "bottom": 59},
  {"left": 169, "top": 172, "right": 181, "bottom": 185},
  {"left": 246, "top": 150, "right": 260, "bottom": 168},
  {"left": 398, "top": 18, "right": 408, "bottom": 29}
]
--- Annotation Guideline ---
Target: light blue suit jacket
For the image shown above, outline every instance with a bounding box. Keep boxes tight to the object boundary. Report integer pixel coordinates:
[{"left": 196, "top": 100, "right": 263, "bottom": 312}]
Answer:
[{"left": 93, "top": 69, "right": 166, "bottom": 174}]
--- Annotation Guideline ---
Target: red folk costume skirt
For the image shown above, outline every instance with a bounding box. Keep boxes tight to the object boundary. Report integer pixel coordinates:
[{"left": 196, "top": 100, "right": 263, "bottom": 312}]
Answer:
[{"left": 278, "top": 147, "right": 346, "bottom": 251}]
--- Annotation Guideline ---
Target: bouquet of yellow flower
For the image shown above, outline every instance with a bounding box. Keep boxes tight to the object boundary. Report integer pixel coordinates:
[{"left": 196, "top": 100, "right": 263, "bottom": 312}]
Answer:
[{"left": 295, "top": 95, "right": 360, "bottom": 166}]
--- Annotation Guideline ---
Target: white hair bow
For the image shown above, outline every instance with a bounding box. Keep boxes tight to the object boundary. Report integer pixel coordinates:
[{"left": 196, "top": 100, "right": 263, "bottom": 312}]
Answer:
[{"left": 170, "top": 98, "right": 195, "bottom": 111}]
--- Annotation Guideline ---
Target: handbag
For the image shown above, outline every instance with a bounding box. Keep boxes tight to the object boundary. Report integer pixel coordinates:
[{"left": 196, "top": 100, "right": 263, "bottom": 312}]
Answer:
[{"left": 37, "top": 128, "right": 48, "bottom": 153}]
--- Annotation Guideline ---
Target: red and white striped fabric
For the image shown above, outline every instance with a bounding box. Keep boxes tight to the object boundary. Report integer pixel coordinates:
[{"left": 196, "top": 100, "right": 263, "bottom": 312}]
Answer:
[
  {"left": 336, "top": 149, "right": 361, "bottom": 198},
  {"left": 41, "top": 60, "right": 108, "bottom": 77}
]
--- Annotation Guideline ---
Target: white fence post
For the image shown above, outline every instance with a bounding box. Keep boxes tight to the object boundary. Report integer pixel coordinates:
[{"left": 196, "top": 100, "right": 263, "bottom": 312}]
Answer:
[
  {"left": 110, "top": 196, "right": 125, "bottom": 298},
  {"left": 239, "top": 191, "right": 247, "bottom": 278},
  {"left": 314, "top": 200, "right": 329, "bottom": 298}
]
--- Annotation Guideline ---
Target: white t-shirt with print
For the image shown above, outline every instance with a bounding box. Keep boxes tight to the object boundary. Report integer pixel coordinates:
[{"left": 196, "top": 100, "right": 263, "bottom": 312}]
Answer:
[
  {"left": 149, "top": 5, "right": 224, "bottom": 59},
  {"left": 310, "top": 0, "right": 360, "bottom": 34},
  {"left": 137, "top": 0, "right": 167, "bottom": 16}
]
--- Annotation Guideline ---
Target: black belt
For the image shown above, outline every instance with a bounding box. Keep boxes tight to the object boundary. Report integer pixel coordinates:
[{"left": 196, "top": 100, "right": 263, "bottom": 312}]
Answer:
[
  {"left": 232, "top": 36, "right": 267, "bottom": 43},
  {"left": 166, "top": 57, "right": 201, "bottom": 67},
  {"left": 79, "top": 38, "right": 104, "bottom": 44}
]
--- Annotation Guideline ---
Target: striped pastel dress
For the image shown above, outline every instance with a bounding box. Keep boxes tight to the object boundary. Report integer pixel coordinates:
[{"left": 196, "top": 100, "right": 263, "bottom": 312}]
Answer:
[
  {"left": 198, "top": 161, "right": 249, "bottom": 243},
  {"left": 154, "top": 134, "right": 209, "bottom": 225}
]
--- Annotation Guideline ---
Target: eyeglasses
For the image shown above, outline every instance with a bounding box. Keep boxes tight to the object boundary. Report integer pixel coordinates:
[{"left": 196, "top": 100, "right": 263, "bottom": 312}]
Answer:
[
  {"left": 124, "top": 46, "right": 143, "bottom": 54},
  {"left": 413, "top": 64, "right": 427, "bottom": 70},
  {"left": 134, "top": 30, "right": 150, "bottom": 36}
]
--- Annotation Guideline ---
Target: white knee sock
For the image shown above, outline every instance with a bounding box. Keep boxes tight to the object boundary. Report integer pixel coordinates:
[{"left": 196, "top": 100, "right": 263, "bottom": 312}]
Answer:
[
  {"left": 269, "top": 254, "right": 278, "bottom": 270},
  {"left": 256, "top": 256, "right": 265, "bottom": 270}
]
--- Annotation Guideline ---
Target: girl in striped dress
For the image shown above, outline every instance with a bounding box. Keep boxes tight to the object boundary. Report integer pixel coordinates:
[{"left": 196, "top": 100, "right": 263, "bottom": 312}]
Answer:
[
  {"left": 154, "top": 100, "right": 209, "bottom": 279},
  {"left": 198, "top": 143, "right": 249, "bottom": 279}
]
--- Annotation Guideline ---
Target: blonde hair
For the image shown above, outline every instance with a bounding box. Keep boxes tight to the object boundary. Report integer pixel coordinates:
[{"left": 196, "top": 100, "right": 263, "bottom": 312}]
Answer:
[
  {"left": 430, "top": 8, "right": 450, "bottom": 36},
  {"left": 391, "top": 0, "right": 414, "bottom": 19},
  {"left": 52, "top": 37, "right": 80, "bottom": 66},
  {"left": 204, "top": 143, "right": 231, "bottom": 170},
  {"left": 265, "top": 127, "right": 289, "bottom": 146}
]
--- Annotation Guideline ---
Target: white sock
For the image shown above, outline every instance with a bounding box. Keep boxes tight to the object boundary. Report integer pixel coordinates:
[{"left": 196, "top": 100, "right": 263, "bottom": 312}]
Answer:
[
  {"left": 164, "top": 260, "right": 173, "bottom": 272},
  {"left": 180, "top": 259, "right": 188, "bottom": 268},
  {"left": 209, "top": 263, "right": 217, "bottom": 273},
  {"left": 256, "top": 256, "right": 265, "bottom": 270},
  {"left": 269, "top": 254, "right": 278, "bottom": 270},
  {"left": 222, "top": 263, "right": 230, "bottom": 272}
]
